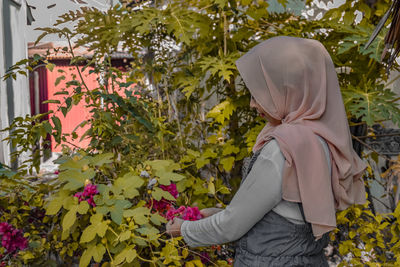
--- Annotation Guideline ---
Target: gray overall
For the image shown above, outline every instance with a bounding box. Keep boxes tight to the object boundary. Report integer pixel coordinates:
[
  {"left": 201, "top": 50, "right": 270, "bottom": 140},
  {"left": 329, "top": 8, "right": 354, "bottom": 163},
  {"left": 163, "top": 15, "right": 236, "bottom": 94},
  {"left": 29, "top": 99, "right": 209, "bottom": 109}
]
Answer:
[{"left": 234, "top": 146, "right": 329, "bottom": 267}]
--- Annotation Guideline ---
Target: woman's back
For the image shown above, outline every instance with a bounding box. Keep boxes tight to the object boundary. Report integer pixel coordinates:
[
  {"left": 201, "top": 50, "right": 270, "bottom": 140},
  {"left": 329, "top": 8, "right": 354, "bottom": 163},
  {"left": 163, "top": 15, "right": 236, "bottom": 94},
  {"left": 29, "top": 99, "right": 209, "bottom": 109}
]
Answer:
[
  {"left": 271, "top": 135, "right": 332, "bottom": 225},
  {"left": 234, "top": 136, "right": 331, "bottom": 267}
]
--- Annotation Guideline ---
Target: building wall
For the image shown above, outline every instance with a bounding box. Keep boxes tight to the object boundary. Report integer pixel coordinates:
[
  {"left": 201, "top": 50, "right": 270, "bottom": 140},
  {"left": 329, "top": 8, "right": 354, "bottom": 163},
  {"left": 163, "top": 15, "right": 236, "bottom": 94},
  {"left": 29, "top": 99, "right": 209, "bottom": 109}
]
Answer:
[{"left": 0, "top": 0, "right": 31, "bottom": 167}]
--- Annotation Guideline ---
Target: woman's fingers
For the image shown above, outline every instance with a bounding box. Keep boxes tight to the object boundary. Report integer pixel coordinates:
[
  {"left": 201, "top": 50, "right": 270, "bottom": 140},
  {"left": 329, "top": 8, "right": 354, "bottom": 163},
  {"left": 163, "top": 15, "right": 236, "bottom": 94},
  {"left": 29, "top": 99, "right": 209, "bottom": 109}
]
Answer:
[
  {"left": 200, "top": 208, "right": 223, "bottom": 218},
  {"left": 166, "top": 218, "right": 183, "bottom": 237}
]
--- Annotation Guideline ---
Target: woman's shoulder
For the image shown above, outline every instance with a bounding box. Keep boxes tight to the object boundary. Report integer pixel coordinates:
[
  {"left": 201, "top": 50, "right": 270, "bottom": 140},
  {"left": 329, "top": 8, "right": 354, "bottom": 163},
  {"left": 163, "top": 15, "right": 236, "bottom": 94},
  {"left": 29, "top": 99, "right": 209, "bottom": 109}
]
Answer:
[{"left": 259, "top": 138, "right": 284, "bottom": 161}]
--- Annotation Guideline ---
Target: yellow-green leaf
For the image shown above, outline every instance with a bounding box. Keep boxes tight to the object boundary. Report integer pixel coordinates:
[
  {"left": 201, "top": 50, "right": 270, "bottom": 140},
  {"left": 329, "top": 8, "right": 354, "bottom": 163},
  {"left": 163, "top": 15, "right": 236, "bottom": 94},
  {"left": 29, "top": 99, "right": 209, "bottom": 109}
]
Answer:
[
  {"left": 63, "top": 207, "right": 77, "bottom": 231},
  {"left": 220, "top": 156, "right": 235, "bottom": 172}
]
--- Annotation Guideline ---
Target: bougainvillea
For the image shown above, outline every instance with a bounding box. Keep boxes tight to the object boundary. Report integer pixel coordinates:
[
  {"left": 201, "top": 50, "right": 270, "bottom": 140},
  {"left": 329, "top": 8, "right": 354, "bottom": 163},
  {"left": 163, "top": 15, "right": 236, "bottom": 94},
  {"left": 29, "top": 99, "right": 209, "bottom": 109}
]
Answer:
[
  {"left": 148, "top": 183, "right": 179, "bottom": 213},
  {"left": 0, "top": 223, "right": 28, "bottom": 255},
  {"left": 160, "top": 183, "right": 179, "bottom": 199},
  {"left": 74, "top": 183, "right": 99, "bottom": 207},
  {"left": 166, "top": 206, "right": 203, "bottom": 221}
]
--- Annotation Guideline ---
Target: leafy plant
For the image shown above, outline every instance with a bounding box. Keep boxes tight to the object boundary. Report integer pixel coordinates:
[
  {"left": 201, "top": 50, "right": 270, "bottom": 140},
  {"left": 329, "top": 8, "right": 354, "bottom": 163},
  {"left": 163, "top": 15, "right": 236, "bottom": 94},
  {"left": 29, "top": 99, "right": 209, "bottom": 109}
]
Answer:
[{"left": 2, "top": 0, "right": 400, "bottom": 266}]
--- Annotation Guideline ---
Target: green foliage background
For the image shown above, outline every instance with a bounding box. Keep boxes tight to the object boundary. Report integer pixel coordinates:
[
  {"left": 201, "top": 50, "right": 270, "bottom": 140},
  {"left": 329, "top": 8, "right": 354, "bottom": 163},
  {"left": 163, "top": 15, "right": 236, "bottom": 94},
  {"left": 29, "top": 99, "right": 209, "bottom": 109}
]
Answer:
[{"left": 2, "top": 0, "right": 400, "bottom": 266}]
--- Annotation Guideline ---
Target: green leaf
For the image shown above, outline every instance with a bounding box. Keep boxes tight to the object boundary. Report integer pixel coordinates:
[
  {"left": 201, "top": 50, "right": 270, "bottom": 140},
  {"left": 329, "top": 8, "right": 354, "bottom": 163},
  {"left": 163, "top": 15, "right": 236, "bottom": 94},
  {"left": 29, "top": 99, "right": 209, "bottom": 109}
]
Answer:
[
  {"left": 46, "top": 197, "right": 63, "bottom": 215},
  {"left": 145, "top": 160, "right": 180, "bottom": 172},
  {"left": 114, "top": 246, "right": 137, "bottom": 265},
  {"left": 43, "top": 121, "right": 53, "bottom": 134},
  {"left": 89, "top": 153, "right": 113, "bottom": 166},
  {"left": 59, "top": 156, "right": 90, "bottom": 170},
  {"left": 195, "top": 157, "right": 210, "bottom": 169},
  {"left": 135, "top": 226, "right": 159, "bottom": 239},
  {"left": 152, "top": 187, "right": 176, "bottom": 201},
  {"left": 80, "top": 214, "right": 108, "bottom": 243},
  {"left": 123, "top": 207, "right": 150, "bottom": 225},
  {"left": 119, "top": 230, "right": 131, "bottom": 241},
  {"left": 207, "top": 99, "right": 235, "bottom": 124},
  {"left": 198, "top": 55, "right": 237, "bottom": 82},
  {"left": 59, "top": 169, "right": 93, "bottom": 191},
  {"left": 55, "top": 75, "right": 65, "bottom": 86},
  {"left": 203, "top": 148, "right": 218, "bottom": 158},
  {"left": 218, "top": 186, "right": 231, "bottom": 194},
  {"left": 220, "top": 156, "right": 235, "bottom": 172},
  {"left": 63, "top": 207, "right": 77, "bottom": 231},
  {"left": 342, "top": 83, "right": 400, "bottom": 127},
  {"left": 155, "top": 169, "right": 185, "bottom": 185},
  {"left": 46, "top": 63, "right": 55, "bottom": 72},
  {"left": 150, "top": 212, "right": 167, "bottom": 226},
  {"left": 79, "top": 247, "right": 92, "bottom": 267},
  {"left": 80, "top": 225, "right": 97, "bottom": 243},
  {"left": 77, "top": 201, "right": 89, "bottom": 214},
  {"left": 93, "top": 244, "right": 105, "bottom": 262},
  {"left": 79, "top": 244, "right": 105, "bottom": 267},
  {"left": 113, "top": 172, "right": 144, "bottom": 198},
  {"left": 110, "top": 199, "right": 132, "bottom": 225},
  {"left": 54, "top": 90, "right": 69, "bottom": 95},
  {"left": 42, "top": 99, "right": 61, "bottom": 104},
  {"left": 51, "top": 116, "right": 62, "bottom": 133},
  {"left": 222, "top": 143, "right": 240, "bottom": 156}
]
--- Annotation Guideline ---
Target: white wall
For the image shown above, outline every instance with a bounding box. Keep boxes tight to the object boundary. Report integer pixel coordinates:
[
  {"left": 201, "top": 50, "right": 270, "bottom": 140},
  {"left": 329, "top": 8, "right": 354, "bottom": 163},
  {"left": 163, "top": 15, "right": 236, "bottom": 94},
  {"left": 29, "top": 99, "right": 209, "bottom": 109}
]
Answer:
[
  {"left": 0, "top": 0, "right": 31, "bottom": 167},
  {"left": 0, "top": 0, "right": 8, "bottom": 166}
]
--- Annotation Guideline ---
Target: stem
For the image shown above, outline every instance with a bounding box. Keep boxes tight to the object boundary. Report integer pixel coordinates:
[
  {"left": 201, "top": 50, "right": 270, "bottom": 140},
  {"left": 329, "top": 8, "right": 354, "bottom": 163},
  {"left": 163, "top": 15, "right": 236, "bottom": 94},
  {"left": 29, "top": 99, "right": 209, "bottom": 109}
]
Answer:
[
  {"left": 66, "top": 34, "right": 91, "bottom": 94},
  {"left": 351, "top": 134, "right": 393, "bottom": 162},
  {"left": 223, "top": 11, "right": 227, "bottom": 56},
  {"left": 348, "top": 119, "right": 388, "bottom": 126},
  {"left": 154, "top": 76, "right": 165, "bottom": 159},
  {"left": 356, "top": 132, "right": 400, "bottom": 139},
  {"left": 386, "top": 73, "right": 400, "bottom": 86},
  {"left": 175, "top": 239, "right": 220, "bottom": 266},
  {"left": 108, "top": 227, "right": 119, "bottom": 238},
  {"left": 62, "top": 139, "right": 81, "bottom": 149},
  {"left": 389, "top": 96, "right": 400, "bottom": 103},
  {"left": 106, "top": 243, "right": 114, "bottom": 262},
  {"left": 136, "top": 254, "right": 156, "bottom": 263},
  {"left": 371, "top": 195, "right": 392, "bottom": 211}
]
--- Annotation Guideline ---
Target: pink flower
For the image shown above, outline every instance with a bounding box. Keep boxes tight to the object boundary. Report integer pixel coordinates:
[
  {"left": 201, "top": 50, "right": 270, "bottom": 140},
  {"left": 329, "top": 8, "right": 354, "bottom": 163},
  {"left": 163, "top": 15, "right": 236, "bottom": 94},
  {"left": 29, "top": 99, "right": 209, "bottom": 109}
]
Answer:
[
  {"left": 74, "top": 184, "right": 99, "bottom": 207},
  {"left": 182, "top": 206, "right": 202, "bottom": 221},
  {"left": 148, "top": 183, "right": 179, "bottom": 213},
  {"left": 165, "top": 206, "right": 203, "bottom": 221},
  {"left": 0, "top": 223, "right": 28, "bottom": 255},
  {"left": 159, "top": 183, "right": 179, "bottom": 199},
  {"left": 0, "top": 223, "right": 12, "bottom": 236}
]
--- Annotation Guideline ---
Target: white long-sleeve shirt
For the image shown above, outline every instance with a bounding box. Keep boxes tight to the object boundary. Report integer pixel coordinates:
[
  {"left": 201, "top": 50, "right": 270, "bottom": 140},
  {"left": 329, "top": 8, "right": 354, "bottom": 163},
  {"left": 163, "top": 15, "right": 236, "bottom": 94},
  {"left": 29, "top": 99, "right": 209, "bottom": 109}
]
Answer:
[{"left": 181, "top": 136, "right": 331, "bottom": 247}]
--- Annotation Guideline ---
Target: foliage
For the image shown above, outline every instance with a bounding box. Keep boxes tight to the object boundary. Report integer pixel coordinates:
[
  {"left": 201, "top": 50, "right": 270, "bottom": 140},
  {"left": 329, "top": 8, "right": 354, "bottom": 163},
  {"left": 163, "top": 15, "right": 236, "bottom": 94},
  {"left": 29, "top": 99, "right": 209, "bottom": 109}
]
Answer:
[{"left": 2, "top": 0, "right": 400, "bottom": 266}]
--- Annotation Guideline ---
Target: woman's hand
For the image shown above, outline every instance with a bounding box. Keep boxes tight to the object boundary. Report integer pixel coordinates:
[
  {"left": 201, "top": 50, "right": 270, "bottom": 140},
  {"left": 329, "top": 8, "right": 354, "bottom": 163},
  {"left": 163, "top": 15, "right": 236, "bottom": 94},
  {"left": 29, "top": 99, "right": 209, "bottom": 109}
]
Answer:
[
  {"left": 166, "top": 217, "right": 184, "bottom": 237},
  {"left": 199, "top": 207, "right": 223, "bottom": 218}
]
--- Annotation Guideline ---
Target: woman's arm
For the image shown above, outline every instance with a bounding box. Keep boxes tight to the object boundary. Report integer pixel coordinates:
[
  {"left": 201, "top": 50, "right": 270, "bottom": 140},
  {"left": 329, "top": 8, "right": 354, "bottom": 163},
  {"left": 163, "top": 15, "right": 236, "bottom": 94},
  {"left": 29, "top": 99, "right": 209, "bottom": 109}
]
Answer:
[{"left": 180, "top": 140, "right": 285, "bottom": 247}]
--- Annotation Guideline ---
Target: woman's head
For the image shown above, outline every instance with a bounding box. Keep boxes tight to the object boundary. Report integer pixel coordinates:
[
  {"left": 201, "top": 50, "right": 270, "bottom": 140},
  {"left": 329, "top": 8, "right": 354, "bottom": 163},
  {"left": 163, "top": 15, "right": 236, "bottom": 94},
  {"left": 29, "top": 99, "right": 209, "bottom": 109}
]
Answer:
[{"left": 237, "top": 36, "right": 330, "bottom": 125}]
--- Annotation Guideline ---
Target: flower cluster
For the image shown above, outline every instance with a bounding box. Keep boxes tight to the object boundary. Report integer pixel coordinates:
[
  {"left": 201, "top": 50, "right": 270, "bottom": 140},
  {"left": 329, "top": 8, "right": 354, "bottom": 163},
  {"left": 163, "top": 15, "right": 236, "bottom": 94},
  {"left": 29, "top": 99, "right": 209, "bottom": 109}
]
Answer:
[
  {"left": 165, "top": 206, "right": 203, "bottom": 221},
  {"left": 0, "top": 223, "right": 28, "bottom": 255},
  {"left": 159, "top": 183, "right": 179, "bottom": 198},
  {"left": 74, "top": 184, "right": 99, "bottom": 207},
  {"left": 148, "top": 183, "right": 179, "bottom": 212}
]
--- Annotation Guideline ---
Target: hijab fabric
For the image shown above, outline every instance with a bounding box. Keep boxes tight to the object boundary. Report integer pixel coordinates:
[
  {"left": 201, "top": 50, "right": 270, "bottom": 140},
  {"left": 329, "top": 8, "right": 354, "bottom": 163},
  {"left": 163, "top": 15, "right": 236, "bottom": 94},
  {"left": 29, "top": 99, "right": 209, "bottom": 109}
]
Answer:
[{"left": 235, "top": 36, "right": 367, "bottom": 239}]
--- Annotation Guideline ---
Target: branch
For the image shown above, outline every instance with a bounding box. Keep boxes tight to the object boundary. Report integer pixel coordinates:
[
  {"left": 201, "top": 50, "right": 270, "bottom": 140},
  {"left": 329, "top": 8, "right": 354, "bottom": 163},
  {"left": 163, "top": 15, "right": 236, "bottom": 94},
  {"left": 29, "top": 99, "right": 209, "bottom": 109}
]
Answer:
[
  {"left": 356, "top": 133, "right": 400, "bottom": 139},
  {"left": 351, "top": 134, "right": 393, "bottom": 162}
]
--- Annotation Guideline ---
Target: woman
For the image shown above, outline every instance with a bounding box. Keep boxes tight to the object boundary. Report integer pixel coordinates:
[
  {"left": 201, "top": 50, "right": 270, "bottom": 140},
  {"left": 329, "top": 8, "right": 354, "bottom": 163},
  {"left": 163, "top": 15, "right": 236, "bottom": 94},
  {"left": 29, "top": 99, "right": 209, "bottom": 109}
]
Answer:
[{"left": 166, "top": 36, "right": 367, "bottom": 266}]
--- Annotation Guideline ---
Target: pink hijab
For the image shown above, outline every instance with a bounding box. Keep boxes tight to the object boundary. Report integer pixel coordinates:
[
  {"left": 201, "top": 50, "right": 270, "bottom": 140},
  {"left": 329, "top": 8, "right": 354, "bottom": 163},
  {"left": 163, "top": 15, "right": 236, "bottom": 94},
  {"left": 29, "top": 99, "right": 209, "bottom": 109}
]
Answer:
[{"left": 235, "top": 36, "right": 367, "bottom": 238}]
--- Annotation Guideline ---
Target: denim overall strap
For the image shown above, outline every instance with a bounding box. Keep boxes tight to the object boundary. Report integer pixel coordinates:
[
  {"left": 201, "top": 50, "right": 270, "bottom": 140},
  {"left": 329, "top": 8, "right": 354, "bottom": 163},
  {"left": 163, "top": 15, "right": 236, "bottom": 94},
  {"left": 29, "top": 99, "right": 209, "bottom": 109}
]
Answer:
[{"left": 298, "top": 203, "right": 307, "bottom": 222}]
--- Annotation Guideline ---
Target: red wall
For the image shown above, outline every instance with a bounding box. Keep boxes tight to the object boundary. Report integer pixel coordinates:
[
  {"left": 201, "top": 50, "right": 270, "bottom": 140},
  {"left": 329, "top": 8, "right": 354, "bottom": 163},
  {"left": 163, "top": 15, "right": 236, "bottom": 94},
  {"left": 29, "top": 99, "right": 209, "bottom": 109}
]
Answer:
[
  {"left": 31, "top": 63, "right": 136, "bottom": 152},
  {"left": 47, "top": 65, "right": 96, "bottom": 152}
]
